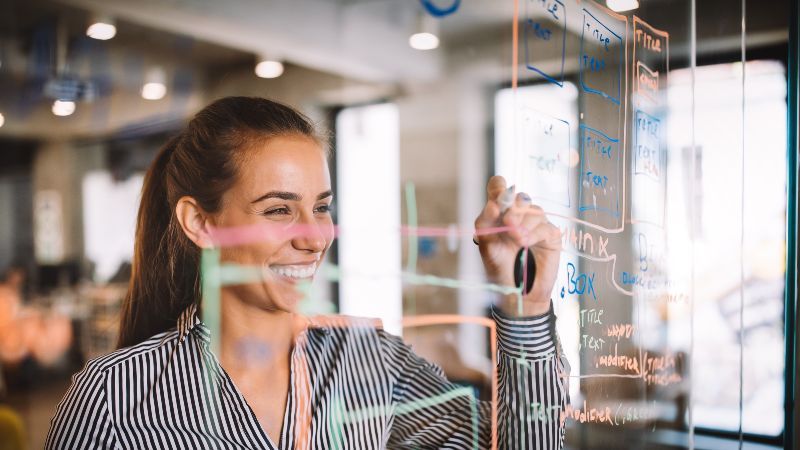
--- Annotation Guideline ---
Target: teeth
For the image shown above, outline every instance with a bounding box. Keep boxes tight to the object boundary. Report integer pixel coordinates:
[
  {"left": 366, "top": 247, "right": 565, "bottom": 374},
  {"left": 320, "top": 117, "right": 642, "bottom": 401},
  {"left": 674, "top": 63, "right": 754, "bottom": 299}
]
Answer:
[{"left": 269, "top": 264, "right": 316, "bottom": 279}]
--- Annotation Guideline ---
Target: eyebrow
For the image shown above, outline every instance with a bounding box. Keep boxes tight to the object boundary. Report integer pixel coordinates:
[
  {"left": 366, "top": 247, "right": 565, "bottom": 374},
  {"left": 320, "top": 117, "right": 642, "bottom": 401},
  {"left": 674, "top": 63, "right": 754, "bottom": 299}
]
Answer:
[{"left": 251, "top": 190, "right": 333, "bottom": 204}]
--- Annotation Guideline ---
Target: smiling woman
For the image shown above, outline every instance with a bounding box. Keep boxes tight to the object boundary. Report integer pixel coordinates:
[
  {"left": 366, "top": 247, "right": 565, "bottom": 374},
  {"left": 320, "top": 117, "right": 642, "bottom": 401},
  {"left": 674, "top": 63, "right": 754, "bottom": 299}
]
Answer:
[
  {"left": 117, "top": 96, "right": 329, "bottom": 349},
  {"left": 45, "top": 96, "right": 568, "bottom": 450},
  {"left": 178, "top": 134, "right": 335, "bottom": 316}
]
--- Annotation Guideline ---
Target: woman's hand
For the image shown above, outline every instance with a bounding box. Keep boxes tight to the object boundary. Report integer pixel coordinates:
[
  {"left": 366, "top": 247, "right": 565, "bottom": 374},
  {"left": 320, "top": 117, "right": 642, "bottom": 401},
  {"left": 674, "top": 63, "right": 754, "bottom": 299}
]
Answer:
[{"left": 474, "top": 176, "right": 562, "bottom": 317}]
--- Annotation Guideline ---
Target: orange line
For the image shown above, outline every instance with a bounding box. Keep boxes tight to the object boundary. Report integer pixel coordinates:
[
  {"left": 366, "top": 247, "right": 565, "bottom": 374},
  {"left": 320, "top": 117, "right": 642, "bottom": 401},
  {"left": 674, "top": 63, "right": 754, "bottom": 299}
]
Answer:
[
  {"left": 401, "top": 315, "right": 494, "bottom": 328},
  {"left": 512, "top": 0, "right": 519, "bottom": 90},
  {"left": 633, "top": 16, "right": 671, "bottom": 39}
]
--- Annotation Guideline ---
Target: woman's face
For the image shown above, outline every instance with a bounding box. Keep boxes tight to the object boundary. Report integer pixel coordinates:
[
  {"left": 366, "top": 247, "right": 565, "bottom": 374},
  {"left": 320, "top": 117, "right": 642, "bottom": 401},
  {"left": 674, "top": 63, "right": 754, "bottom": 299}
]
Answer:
[{"left": 213, "top": 134, "right": 334, "bottom": 313}]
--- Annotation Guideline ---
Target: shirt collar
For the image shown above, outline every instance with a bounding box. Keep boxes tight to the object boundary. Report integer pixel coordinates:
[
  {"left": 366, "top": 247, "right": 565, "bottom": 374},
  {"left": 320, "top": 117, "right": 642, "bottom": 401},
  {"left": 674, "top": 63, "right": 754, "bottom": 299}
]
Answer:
[
  {"left": 176, "top": 303, "right": 203, "bottom": 344},
  {"left": 175, "top": 303, "right": 331, "bottom": 344}
]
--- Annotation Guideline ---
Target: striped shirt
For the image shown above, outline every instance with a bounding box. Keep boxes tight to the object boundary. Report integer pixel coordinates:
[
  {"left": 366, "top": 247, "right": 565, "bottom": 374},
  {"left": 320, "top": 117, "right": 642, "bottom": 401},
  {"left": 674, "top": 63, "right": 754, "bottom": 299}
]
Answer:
[{"left": 46, "top": 304, "right": 568, "bottom": 449}]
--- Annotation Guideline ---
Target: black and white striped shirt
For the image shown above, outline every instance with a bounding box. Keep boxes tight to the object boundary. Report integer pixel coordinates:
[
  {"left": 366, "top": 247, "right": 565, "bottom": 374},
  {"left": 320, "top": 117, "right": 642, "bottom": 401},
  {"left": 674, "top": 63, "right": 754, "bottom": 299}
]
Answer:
[{"left": 46, "top": 304, "right": 568, "bottom": 449}]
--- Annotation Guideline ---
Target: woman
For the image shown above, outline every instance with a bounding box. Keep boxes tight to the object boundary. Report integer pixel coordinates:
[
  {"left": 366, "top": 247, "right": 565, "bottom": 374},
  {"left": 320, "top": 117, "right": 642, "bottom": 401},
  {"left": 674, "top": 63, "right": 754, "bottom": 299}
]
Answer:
[{"left": 46, "top": 97, "right": 568, "bottom": 449}]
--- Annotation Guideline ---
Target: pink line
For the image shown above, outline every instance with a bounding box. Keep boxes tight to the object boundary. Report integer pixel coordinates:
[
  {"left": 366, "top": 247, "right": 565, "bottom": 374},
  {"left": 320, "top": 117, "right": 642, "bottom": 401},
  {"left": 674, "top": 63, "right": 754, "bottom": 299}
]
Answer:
[{"left": 401, "top": 225, "right": 515, "bottom": 237}]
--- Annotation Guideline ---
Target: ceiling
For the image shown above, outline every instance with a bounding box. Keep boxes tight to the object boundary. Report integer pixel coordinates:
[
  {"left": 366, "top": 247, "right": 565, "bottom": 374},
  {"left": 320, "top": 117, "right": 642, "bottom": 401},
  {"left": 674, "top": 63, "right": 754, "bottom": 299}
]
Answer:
[
  {"left": 0, "top": 0, "right": 790, "bottom": 140},
  {"left": 1, "top": 0, "right": 790, "bottom": 84}
]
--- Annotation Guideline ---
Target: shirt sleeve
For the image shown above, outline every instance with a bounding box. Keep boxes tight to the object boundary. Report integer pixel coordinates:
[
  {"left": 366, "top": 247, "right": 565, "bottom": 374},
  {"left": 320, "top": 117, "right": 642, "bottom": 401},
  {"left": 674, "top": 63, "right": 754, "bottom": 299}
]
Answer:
[
  {"left": 382, "top": 303, "right": 569, "bottom": 449},
  {"left": 45, "top": 361, "right": 119, "bottom": 450},
  {"left": 492, "top": 303, "right": 569, "bottom": 449}
]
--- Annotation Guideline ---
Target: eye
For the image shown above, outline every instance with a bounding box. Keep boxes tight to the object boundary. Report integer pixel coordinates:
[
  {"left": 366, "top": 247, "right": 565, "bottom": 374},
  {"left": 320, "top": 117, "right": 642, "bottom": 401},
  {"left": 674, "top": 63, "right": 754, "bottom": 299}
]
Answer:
[
  {"left": 261, "top": 206, "right": 291, "bottom": 216},
  {"left": 314, "top": 203, "right": 332, "bottom": 214}
]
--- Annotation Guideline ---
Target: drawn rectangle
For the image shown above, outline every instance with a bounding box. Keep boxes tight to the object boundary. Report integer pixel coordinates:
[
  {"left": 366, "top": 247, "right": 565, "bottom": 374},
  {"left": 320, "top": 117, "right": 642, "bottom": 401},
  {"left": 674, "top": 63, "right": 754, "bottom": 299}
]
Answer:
[
  {"left": 523, "top": 0, "right": 567, "bottom": 86},
  {"left": 631, "top": 110, "right": 666, "bottom": 227},
  {"left": 578, "top": 124, "right": 621, "bottom": 220},
  {"left": 632, "top": 16, "right": 669, "bottom": 108},
  {"left": 635, "top": 62, "right": 659, "bottom": 104},
  {"left": 518, "top": 107, "right": 571, "bottom": 207},
  {"left": 579, "top": 8, "right": 623, "bottom": 105},
  {"left": 633, "top": 110, "right": 661, "bottom": 180}
]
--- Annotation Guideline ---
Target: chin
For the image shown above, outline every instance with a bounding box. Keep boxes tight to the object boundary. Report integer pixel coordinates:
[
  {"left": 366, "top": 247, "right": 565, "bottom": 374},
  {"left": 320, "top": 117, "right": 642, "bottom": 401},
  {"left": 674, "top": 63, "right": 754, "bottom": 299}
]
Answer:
[
  {"left": 260, "top": 264, "right": 316, "bottom": 310},
  {"left": 261, "top": 280, "right": 314, "bottom": 314}
]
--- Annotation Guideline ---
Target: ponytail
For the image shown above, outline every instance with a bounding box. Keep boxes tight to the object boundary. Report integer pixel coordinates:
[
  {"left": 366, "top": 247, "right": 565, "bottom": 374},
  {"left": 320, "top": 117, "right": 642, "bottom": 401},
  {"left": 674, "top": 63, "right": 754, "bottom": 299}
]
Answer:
[
  {"left": 116, "top": 97, "right": 321, "bottom": 349},
  {"left": 117, "top": 135, "right": 198, "bottom": 348}
]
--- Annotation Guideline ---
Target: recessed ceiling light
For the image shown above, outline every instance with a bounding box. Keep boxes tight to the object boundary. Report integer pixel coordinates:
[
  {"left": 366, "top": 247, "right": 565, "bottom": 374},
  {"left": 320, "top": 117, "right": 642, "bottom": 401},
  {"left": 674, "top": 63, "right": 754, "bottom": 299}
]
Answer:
[
  {"left": 409, "top": 13, "right": 440, "bottom": 51},
  {"left": 52, "top": 100, "right": 76, "bottom": 117},
  {"left": 409, "top": 32, "right": 439, "bottom": 50},
  {"left": 606, "top": 0, "right": 639, "bottom": 12},
  {"left": 141, "top": 82, "right": 166, "bottom": 100},
  {"left": 87, "top": 15, "right": 117, "bottom": 40},
  {"left": 255, "top": 60, "right": 284, "bottom": 79},
  {"left": 141, "top": 67, "right": 167, "bottom": 100}
]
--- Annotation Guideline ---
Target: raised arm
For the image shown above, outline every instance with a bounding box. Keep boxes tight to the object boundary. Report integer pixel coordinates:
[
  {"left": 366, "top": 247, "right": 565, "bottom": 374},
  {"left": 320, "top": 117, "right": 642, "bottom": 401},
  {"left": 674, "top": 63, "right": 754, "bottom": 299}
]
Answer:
[
  {"left": 385, "top": 175, "right": 568, "bottom": 448},
  {"left": 472, "top": 175, "right": 569, "bottom": 448},
  {"left": 381, "top": 308, "right": 568, "bottom": 449}
]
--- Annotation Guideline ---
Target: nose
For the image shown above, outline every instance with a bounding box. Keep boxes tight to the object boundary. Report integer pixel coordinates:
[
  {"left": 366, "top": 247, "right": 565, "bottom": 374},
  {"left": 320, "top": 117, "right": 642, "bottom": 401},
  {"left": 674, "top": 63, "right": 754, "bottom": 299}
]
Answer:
[{"left": 291, "top": 211, "right": 329, "bottom": 253}]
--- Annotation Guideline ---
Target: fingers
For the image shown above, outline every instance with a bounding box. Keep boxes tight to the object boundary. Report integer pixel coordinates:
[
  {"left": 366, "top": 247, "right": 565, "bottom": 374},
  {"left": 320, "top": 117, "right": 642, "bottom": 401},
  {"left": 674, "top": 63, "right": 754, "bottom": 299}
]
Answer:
[
  {"left": 486, "top": 176, "right": 507, "bottom": 202},
  {"left": 502, "top": 198, "right": 559, "bottom": 249},
  {"left": 476, "top": 179, "right": 560, "bottom": 249},
  {"left": 474, "top": 200, "right": 501, "bottom": 240},
  {"left": 503, "top": 203, "right": 536, "bottom": 245},
  {"left": 525, "top": 221, "right": 562, "bottom": 250},
  {"left": 474, "top": 176, "right": 509, "bottom": 243},
  {"left": 515, "top": 191, "right": 531, "bottom": 207}
]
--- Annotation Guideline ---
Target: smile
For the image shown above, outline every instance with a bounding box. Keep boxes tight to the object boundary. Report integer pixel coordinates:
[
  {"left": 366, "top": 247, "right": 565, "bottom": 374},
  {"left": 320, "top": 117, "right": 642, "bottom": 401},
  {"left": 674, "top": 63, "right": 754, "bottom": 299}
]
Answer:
[{"left": 268, "top": 263, "right": 317, "bottom": 280}]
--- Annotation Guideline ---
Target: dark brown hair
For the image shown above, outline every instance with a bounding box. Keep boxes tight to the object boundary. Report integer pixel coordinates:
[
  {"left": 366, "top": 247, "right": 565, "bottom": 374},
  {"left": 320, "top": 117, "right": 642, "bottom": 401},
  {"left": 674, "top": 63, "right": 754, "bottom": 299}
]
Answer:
[{"left": 117, "top": 97, "right": 321, "bottom": 348}]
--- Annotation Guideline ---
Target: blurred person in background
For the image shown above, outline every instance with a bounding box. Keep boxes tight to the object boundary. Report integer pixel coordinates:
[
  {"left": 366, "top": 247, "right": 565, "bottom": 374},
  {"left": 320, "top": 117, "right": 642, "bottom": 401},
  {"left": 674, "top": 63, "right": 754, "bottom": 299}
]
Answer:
[
  {"left": 0, "top": 267, "right": 73, "bottom": 370},
  {"left": 0, "top": 267, "right": 31, "bottom": 450}
]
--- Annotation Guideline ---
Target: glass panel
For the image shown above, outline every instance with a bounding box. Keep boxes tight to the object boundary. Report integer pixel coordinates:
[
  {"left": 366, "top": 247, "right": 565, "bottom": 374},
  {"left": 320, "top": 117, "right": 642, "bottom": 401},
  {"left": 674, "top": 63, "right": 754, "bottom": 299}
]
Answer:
[
  {"left": 668, "top": 61, "right": 787, "bottom": 437},
  {"left": 0, "top": 0, "right": 792, "bottom": 448}
]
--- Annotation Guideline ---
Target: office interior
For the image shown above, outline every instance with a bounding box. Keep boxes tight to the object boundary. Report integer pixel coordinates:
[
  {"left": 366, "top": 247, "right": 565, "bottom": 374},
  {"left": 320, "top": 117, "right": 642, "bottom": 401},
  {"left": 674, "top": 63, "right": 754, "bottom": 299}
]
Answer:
[{"left": 0, "top": 0, "right": 796, "bottom": 448}]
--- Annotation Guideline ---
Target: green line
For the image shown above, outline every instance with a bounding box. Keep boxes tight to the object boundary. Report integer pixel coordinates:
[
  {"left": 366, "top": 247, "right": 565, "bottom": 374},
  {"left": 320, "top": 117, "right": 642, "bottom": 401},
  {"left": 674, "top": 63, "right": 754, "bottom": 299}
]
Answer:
[
  {"left": 328, "top": 394, "right": 345, "bottom": 450},
  {"left": 201, "top": 248, "right": 221, "bottom": 356},
  {"left": 334, "top": 388, "right": 477, "bottom": 422},
  {"left": 401, "top": 271, "right": 520, "bottom": 296},
  {"left": 216, "top": 262, "right": 520, "bottom": 297},
  {"left": 198, "top": 249, "right": 223, "bottom": 440},
  {"left": 394, "top": 387, "right": 474, "bottom": 416},
  {"left": 219, "top": 264, "right": 261, "bottom": 285},
  {"left": 405, "top": 182, "right": 419, "bottom": 316},
  {"left": 405, "top": 182, "right": 419, "bottom": 274},
  {"left": 469, "top": 388, "right": 479, "bottom": 450},
  {"left": 331, "top": 387, "right": 481, "bottom": 447}
]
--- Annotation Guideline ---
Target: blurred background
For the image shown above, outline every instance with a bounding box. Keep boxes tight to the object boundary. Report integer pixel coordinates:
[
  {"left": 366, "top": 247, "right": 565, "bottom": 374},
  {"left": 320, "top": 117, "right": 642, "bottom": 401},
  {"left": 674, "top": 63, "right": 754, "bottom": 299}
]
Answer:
[{"left": 0, "top": 0, "right": 794, "bottom": 448}]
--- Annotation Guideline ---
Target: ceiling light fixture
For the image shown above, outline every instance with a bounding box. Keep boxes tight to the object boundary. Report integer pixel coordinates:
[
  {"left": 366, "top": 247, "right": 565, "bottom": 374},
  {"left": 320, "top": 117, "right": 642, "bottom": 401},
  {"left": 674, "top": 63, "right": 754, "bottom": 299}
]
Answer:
[
  {"left": 0, "top": 113, "right": 4, "bottom": 128},
  {"left": 86, "top": 15, "right": 117, "bottom": 40},
  {"left": 606, "top": 0, "right": 640, "bottom": 12},
  {"left": 255, "top": 56, "right": 284, "bottom": 79},
  {"left": 141, "top": 67, "right": 167, "bottom": 100},
  {"left": 52, "top": 100, "right": 75, "bottom": 117},
  {"left": 409, "top": 32, "right": 439, "bottom": 50},
  {"left": 409, "top": 13, "right": 440, "bottom": 51}
]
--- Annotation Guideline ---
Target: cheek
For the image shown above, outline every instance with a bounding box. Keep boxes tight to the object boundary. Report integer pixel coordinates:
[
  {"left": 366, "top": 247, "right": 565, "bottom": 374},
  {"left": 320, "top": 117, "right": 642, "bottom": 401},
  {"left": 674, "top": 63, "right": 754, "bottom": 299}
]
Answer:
[
  {"left": 321, "top": 221, "right": 335, "bottom": 247},
  {"left": 220, "top": 240, "right": 286, "bottom": 265}
]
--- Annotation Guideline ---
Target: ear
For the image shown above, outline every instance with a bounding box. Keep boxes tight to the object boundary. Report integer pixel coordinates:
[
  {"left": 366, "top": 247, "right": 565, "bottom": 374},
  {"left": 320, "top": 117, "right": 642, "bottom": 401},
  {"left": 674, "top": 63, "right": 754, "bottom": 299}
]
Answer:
[{"left": 175, "top": 196, "right": 214, "bottom": 248}]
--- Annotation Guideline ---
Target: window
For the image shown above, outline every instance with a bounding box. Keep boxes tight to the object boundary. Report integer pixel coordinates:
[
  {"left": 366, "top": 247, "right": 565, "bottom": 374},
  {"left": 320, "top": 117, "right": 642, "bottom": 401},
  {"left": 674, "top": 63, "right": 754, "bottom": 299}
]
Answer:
[
  {"left": 335, "top": 103, "right": 403, "bottom": 335},
  {"left": 493, "top": 60, "right": 788, "bottom": 441}
]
